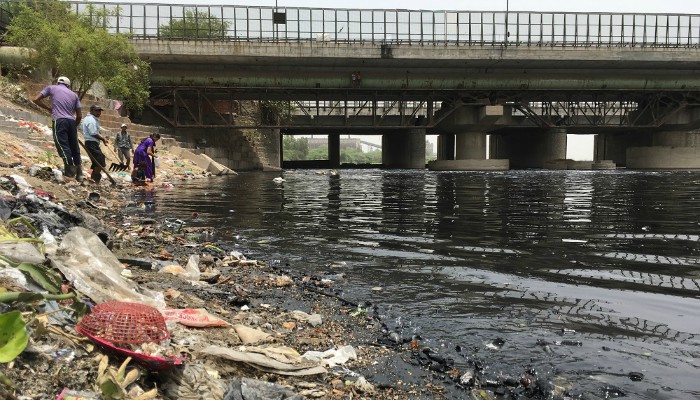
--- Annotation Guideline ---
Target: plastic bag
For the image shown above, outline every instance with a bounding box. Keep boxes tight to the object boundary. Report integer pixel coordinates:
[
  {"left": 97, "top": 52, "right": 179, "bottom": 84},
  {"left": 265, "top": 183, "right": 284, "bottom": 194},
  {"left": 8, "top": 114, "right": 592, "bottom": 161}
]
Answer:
[
  {"left": 39, "top": 226, "right": 58, "bottom": 255},
  {"left": 51, "top": 227, "right": 165, "bottom": 309},
  {"left": 159, "top": 255, "right": 200, "bottom": 281},
  {"left": 154, "top": 156, "right": 161, "bottom": 168},
  {"left": 301, "top": 345, "right": 357, "bottom": 367},
  {"left": 162, "top": 308, "right": 229, "bottom": 327}
]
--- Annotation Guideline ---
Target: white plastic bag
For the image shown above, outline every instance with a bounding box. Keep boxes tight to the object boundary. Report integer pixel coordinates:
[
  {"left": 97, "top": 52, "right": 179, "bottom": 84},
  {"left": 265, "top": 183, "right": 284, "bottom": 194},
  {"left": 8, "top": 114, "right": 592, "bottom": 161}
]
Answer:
[
  {"left": 39, "top": 226, "right": 58, "bottom": 255},
  {"left": 51, "top": 227, "right": 165, "bottom": 309}
]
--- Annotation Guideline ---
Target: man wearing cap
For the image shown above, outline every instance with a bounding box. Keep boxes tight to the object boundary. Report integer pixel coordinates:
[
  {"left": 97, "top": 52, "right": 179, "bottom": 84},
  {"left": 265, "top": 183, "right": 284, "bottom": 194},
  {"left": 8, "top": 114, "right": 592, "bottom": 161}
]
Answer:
[
  {"left": 114, "top": 123, "right": 133, "bottom": 168},
  {"left": 33, "top": 76, "right": 83, "bottom": 179},
  {"left": 80, "top": 104, "right": 109, "bottom": 184}
]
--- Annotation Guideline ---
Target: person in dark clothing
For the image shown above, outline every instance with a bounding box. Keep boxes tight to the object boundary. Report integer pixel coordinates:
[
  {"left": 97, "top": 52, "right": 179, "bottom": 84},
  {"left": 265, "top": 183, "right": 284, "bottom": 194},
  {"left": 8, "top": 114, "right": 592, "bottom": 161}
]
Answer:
[{"left": 32, "top": 76, "right": 83, "bottom": 179}]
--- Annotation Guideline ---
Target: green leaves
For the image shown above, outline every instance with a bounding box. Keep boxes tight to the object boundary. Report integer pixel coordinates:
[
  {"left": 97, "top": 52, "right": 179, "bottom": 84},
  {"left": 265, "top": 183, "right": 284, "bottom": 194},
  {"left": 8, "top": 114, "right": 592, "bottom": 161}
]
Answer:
[
  {"left": 0, "top": 311, "right": 29, "bottom": 363},
  {"left": 15, "top": 262, "right": 62, "bottom": 293},
  {"left": 4, "top": 0, "right": 150, "bottom": 111},
  {"left": 159, "top": 9, "right": 230, "bottom": 40}
]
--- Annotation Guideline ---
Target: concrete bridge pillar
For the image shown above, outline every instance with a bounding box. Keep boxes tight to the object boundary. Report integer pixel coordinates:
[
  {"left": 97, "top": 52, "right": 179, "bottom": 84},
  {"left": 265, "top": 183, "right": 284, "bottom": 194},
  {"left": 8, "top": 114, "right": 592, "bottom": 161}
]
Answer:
[
  {"left": 455, "top": 131, "right": 486, "bottom": 159},
  {"left": 490, "top": 128, "right": 567, "bottom": 169},
  {"left": 594, "top": 132, "right": 652, "bottom": 167},
  {"left": 328, "top": 133, "right": 340, "bottom": 168},
  {"left": 626, "top": 131, "right": 700, "bottom": 169},
  {"left": 382, "top": 128, "right": 426, "bottom": 169},
  {"left": 436, "top": 134, "right": 455, "bottom": 160}
]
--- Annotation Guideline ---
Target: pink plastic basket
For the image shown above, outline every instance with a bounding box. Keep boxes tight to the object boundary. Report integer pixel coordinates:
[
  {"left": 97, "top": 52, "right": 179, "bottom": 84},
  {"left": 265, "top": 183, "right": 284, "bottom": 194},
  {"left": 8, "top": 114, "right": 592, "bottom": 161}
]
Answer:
[{"left": 76, "top": 301, "right": 169, "bottom": 344}]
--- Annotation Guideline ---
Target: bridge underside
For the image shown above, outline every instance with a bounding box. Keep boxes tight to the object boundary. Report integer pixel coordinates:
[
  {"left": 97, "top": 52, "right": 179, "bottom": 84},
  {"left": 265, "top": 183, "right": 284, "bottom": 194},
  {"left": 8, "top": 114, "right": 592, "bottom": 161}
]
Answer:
[{"left": 146, "top": 86, "right": 698, "bottom": 131}]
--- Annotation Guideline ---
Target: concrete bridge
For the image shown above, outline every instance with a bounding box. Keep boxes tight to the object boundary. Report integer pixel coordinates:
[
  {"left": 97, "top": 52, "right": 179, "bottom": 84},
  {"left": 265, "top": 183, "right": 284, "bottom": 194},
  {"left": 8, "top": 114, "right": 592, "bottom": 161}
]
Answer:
[{"left": 53, "top": 3, "right": 700, "bottom": 169}]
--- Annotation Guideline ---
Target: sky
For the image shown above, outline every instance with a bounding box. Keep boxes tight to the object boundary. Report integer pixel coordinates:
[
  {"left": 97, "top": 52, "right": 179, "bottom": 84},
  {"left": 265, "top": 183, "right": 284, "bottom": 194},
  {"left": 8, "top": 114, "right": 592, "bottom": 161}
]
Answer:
[{"left": 113, "top": 0, "right": 700, "bottom": 14}]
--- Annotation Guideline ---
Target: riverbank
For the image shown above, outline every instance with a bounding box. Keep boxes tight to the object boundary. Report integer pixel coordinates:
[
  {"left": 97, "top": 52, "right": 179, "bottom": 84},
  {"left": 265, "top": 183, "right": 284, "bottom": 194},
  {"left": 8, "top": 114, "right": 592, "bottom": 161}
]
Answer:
[{"left": 0, "top": 82, "right": 483, "bottom": 399}]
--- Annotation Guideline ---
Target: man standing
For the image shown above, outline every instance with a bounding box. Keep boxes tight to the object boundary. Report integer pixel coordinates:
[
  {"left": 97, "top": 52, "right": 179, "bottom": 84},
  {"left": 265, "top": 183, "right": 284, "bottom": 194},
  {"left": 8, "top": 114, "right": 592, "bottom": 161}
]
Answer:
[
  {"left": 114, "top": 123, "right": 133, "bottom": 168},
  {"left": 32, "top": 76, "right": 83, "bottom": 179},
  {"left": 80, "top": 104, "right": 109, "bottom": 184}
]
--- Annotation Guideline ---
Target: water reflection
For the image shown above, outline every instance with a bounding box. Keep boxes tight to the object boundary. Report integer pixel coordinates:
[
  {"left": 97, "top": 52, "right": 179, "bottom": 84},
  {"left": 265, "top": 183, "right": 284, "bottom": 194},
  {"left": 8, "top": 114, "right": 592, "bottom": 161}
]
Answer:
[{"left": 148, "top": 170, "right": 700, "bottom": 399}]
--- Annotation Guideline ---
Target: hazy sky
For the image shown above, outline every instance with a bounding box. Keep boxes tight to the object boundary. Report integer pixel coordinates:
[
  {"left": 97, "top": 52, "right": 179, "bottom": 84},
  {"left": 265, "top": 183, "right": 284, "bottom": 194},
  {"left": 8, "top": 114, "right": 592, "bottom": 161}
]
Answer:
[{"left": 115, "top": 0, "right": 700, "bottom": 14}]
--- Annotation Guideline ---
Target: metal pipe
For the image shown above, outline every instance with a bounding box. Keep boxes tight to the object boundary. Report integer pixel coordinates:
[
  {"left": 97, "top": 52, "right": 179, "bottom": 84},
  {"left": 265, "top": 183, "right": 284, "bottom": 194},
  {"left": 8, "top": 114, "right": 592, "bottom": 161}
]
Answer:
[{"left": 149, "top": 73, "right": 700, "bottom": 91}]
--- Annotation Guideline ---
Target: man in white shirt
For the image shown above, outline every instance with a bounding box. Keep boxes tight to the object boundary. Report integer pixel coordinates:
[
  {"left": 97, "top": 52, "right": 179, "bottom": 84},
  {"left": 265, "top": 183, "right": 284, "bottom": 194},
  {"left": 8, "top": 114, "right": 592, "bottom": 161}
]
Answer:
[{"left": 80, "top": 104, "right": 109, "bottom": 183}]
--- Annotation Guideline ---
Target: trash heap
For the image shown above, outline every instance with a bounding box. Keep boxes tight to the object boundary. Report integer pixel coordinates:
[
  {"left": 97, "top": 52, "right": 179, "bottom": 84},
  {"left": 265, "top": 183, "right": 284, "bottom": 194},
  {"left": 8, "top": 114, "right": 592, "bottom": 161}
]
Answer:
[{"left": 0, "top": 174, "right": 385, "bottom": 399}]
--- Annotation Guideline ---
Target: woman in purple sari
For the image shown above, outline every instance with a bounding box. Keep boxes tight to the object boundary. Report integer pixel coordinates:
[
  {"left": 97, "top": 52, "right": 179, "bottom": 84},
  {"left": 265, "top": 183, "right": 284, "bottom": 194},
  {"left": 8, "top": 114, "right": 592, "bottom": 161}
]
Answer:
[{"left": 133, "top": 133, "right": 160, "bottom": 182}]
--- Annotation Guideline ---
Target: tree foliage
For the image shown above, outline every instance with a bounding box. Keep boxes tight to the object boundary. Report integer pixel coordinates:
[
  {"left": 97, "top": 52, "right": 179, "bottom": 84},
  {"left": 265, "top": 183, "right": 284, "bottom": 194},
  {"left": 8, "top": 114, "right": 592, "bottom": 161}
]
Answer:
[
  {"left": 159, "top": 9, "right": 230, "bottom": 39},
  {"left": 260, "top": 100, "right": 295, "bottom": 125},
  {"left": 4, "top": 0, "right": 150, "bottom": 112},
  {"left": 307, "top": 147, "right": 328, "bottom": 160},
  {"left": 283, "top": 136, "right": 309, "bottom": 161},
  {"left": 341, "top": 148, "right": 381, "bottom": 164}
]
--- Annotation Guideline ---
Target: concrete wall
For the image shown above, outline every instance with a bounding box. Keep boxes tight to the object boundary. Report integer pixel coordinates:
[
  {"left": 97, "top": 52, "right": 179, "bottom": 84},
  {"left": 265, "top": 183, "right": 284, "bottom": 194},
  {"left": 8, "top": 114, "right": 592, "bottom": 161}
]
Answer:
[
  {"left": 169, "top": 127, "right": 270, "bottom": 171},
  {"left": 652, "top": 131, "right": 700, "bottom": 147},
  {"left": 428, "top": 159, "right": 509, "bottom": 171},
  {"left": 596, "top": 130, "right": 700, "bottom": 169},
  {"left": 627, "top": 146, "right": 700, "bottom": 169}
]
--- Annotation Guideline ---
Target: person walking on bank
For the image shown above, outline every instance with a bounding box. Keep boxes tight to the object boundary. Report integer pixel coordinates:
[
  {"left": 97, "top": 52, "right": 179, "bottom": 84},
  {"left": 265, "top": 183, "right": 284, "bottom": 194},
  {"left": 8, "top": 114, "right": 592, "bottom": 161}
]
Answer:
[
  {"left": 114, "top": 123, "right": 133, "bottom": 168},
  {"left": 32, "top": 76, "right": 83, "bottom": 179},
  {"left": 80, "top": 104, "right": 109, "bottom": 184},
  {"left": 133, "top": 133, "right": 160, "bottom": 183}
]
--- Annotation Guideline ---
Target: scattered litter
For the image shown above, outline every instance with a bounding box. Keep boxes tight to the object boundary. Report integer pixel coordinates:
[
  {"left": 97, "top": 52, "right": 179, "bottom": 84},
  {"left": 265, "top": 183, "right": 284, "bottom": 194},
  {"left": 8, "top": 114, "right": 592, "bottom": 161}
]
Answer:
[
  {"left": 200, "top": 345, "right": 327, "bottom": 376},
  {"left": 162, "top": 308, "right": 230, "bottom": 328},
  {"left": 301, "top": 345, "right": 357, "bottom": 368},
  {"left": 232, "top": 324, "right": 273, "bottom": 345}
]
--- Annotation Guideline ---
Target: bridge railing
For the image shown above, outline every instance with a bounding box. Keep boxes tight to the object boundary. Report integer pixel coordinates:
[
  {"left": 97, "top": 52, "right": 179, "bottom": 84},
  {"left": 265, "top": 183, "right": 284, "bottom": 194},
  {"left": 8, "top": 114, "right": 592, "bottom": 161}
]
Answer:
[{"left": 62, "top": 2, "right": 700, "bottom": 47}]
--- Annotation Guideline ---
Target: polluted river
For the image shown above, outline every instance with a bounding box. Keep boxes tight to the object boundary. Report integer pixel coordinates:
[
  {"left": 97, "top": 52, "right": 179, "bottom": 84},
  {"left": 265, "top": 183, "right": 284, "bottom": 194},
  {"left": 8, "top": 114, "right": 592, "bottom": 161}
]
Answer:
[{"left": 135, "top": 169, "right": 700, "bottom": 399}]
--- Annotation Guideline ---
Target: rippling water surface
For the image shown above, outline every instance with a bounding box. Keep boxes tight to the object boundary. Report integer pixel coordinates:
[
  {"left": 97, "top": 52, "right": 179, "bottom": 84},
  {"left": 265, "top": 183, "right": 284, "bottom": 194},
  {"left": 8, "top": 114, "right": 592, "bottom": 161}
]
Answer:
[{"left": 142, "top": 170, "right": 700, "bottom": 399}]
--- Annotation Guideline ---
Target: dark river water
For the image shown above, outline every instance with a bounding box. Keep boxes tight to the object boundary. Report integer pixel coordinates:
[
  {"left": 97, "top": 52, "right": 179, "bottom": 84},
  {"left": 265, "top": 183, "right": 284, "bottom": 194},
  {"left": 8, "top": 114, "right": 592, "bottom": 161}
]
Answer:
[{"left": 140, "top": 169, "right": 700, "bottom": 399}]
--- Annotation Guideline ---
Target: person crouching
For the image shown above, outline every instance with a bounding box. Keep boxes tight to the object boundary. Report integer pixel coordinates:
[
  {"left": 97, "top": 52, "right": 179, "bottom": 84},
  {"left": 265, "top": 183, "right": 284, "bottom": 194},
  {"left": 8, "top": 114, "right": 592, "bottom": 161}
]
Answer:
[
  {"left": 131, "top": 161, "right": 147, "bottom": 186},
  {"left": 80, "top": 104, "right": 109, "bottom": 183}
]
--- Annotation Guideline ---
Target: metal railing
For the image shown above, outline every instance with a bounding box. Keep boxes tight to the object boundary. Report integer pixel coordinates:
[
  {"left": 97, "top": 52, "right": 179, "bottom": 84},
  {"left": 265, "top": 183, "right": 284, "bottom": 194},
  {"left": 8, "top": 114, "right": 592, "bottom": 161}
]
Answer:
[{"left": 59, "top": 2, "right": 700, "bottom": 47}]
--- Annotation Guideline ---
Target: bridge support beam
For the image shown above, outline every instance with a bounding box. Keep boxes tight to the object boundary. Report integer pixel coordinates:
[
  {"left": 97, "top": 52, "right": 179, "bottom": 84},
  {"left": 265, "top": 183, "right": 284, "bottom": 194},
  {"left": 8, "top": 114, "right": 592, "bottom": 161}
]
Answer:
[
  {"left": 436, "top": 134, "right": 455, "bottom": 160},
  {"left": 626, "top": 131, "right": 700, "bottom": 169},
  {"left": 456, "top": 131, "right": 486, "bottom": 160},
  {"left": 328, "top": 133, "right": 340, "bottom": 168},
  {"left": 594, "top": 132, "right": 651, "bottom": 167},
  {"left": 382, "top": 129, "right": 426, "bottom": 169},
  {"left": 428, "top": 131, "right": 510, "bottom": 171},
  {"left": 490, "top": 128, "right": 567, "bottom": 169}
]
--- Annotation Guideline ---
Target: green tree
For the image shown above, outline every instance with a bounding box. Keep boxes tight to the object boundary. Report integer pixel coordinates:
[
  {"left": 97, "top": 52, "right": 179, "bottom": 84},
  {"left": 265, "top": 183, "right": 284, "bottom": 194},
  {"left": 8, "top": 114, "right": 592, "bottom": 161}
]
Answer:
[
  {"left": 307, "top": 147, "right": 328, "bottom": 160},
  {"left": 4, "top": 0, "right": 150, "bottom": 112},
  {"left": 340, "top": 148, "right": 382, "bottom": 164},
  {"left": 260, "top": 100, "right": 295, "bottom": 125},
  {"left": 283, "top": 136, "right": 309, "bottom": 161},
  {"left": 159, "top": 9, "right": 230, "bottom": 39}
]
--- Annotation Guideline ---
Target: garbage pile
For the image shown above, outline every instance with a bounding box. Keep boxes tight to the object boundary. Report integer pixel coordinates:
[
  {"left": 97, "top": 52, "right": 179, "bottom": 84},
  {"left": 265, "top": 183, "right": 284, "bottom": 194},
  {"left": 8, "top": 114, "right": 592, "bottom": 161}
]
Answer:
[{"left": 0, "top": 174, "right": 389, "bottom": 400}]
